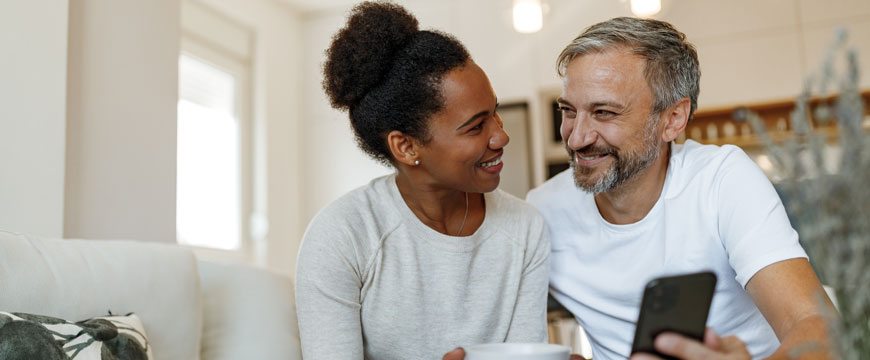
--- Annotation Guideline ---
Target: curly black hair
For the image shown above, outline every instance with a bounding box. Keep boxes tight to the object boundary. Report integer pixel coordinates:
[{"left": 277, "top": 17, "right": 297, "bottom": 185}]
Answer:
[{"left": 322, "top": 1, "right": 471, "bottom": 165}]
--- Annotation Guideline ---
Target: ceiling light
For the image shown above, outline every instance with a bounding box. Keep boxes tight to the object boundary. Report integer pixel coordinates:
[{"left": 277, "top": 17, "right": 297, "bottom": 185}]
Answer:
[
  {"left": 513, "top": 0, "right": 543, "bottom": 34},
  {"left": 630, "top": 0, "right": 661, "bottom": 17}
]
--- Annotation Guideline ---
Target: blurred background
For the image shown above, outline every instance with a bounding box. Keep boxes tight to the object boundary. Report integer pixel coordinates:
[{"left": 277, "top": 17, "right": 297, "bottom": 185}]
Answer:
[{"left": 1, "top": 0, "right": 868, "bottom": 304}]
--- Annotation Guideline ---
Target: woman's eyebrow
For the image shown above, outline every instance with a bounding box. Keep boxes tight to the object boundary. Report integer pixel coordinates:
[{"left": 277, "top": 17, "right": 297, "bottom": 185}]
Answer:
[{"left": 455, "top": 111, "right": 489, "bottom": 130}]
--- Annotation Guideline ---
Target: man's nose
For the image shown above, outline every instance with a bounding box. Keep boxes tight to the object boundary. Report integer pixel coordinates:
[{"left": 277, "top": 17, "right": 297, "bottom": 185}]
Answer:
[{"left": 565, "top": 115, "right": 597, "bottom": 150}]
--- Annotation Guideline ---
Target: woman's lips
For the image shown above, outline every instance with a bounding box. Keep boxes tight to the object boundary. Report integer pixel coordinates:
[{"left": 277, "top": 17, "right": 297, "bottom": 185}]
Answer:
[{"left": 479, "top": 155, "right": 503, "bottom": 174}]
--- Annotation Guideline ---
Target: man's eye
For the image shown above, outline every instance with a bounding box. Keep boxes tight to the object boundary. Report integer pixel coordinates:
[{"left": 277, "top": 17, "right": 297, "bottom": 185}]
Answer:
[
  {"left": 594, "top": 109, "right": 616, "bottom": 118},
  {"left": 471, "top": 122, "right": 483, "bottom": 131}
]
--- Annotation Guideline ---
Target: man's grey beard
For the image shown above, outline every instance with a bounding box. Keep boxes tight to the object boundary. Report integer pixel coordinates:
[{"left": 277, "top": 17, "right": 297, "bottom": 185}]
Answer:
[{"left": 570, "top": 115, "right": 662, "bottom": 193}]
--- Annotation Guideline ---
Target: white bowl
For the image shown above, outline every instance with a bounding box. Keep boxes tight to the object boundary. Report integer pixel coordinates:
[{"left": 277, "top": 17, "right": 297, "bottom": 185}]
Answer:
[{"left": 464, "top": 343, "right": 571, "bottom": 360}]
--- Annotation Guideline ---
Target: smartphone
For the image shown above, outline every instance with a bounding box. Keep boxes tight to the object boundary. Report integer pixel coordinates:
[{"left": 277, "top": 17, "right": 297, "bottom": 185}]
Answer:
[{"left": 630, "top": 271, "right": 718, "bottom": 359}]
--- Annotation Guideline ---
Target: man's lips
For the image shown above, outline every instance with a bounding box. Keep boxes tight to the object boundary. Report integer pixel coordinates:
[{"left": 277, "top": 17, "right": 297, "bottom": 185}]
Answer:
[{"left": 573, "top": 152, "right": 611, "bottom": 167}]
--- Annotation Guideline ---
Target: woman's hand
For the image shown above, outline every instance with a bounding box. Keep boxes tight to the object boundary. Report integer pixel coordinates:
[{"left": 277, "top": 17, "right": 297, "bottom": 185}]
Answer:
[
  {"left": 630, "top": 328, "right": 750, "bottom": 360},
  {"left": 442, "top": 347, "right": 465, "bottom": 360}
]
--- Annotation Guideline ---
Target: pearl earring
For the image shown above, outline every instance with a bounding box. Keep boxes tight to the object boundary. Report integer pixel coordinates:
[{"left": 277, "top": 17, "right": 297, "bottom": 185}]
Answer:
[{"left": 414, "top": 160, "right": 420, "bottom": 165}]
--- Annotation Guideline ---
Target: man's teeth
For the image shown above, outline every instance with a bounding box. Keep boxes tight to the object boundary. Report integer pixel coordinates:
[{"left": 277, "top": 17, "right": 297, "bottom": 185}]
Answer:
[
  {"left": 480, "top": 158, "right": 502, "bottom": 168},
  {"left": 577, "top": 153, "right": 605, "bottom": 161}
]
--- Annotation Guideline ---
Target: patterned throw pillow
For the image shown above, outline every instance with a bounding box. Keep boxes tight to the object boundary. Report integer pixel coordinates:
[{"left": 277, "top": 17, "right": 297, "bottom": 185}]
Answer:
[{"left": 0, "top": 311, "right": 152, "bottom": 360}]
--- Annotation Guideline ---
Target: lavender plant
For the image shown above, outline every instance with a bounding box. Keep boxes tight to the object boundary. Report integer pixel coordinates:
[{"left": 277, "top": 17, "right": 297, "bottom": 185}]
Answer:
[{"left": 736, "top": 29, "right": 869, "bottom": 359}]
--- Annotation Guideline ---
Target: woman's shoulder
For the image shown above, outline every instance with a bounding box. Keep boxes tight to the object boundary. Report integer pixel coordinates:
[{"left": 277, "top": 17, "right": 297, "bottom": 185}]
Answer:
[
  {"left": 486, "top": 189, "right": 547, "bottom": 233},
  {"left": 303, "top": 175, "right": 400, "bottom": 248},
  {"left": 489, "top": 189, "right": 543, "bottom": 216},
  {"left": 483, "top": 190, "right": 550, "bottom": 257}
]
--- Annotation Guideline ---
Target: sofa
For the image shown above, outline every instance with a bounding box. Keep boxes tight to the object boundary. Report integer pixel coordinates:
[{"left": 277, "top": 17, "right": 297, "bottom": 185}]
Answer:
[{"left": 0, "top": 229, "right": 302, "bottom": 359}]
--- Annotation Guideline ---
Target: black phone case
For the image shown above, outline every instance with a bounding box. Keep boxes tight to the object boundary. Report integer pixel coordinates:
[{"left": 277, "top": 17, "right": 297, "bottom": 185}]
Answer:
[{"left": 630, "top": 271, "right": 718, "bottom": 359}]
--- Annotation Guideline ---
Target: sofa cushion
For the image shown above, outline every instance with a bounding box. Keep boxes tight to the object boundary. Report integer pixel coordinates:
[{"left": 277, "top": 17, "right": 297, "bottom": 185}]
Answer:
[
  {"left": 198, "top": 260, "right": 302, "bottom": 360},
  {"left": 0, "top": 311, "right": 152, "bottom": 360},
  {"left": 0, "top": 230, "right": 202, "bottom": 360}
]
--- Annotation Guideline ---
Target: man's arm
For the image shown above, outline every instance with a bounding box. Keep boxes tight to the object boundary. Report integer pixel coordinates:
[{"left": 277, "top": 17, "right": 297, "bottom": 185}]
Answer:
[
  {"left": 633, "top": 148, "right": 836, "bottom": 360},
  {"left": 631, "top": 259, "right": 836, "bottom": 360},
  {"left": 745, "top": 258, "right": 836, "bottom": 359}
]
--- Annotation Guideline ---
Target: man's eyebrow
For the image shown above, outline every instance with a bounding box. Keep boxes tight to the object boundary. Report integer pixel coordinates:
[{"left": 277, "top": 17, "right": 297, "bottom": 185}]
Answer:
[
  {"left": 455, "top": 110, "right": 490, "bottom": 130},
  {"left": 558, "top": 98, "right": 626, "bottom": 111},
  {"left": 590, "top": 101, "right": 626, "bottom": 110}
]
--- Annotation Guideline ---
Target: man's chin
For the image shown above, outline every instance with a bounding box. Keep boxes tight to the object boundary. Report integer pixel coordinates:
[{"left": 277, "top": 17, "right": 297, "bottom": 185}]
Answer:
[
  {"left": 572, "top": 165, "right": 616, "bottom": 193},
  {"left": 572, "top": 174, "right": 603, "bottom": 193}
]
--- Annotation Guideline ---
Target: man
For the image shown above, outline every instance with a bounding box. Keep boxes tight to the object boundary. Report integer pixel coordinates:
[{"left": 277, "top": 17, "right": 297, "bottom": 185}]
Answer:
[{"left": 526, "top": 17, "right": 835, "bottom": 360}]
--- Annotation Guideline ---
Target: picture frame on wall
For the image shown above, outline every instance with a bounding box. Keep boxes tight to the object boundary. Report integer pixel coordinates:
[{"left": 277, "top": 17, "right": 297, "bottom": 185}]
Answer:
[{"left": 497, "top": 102, "right": 535, "bottom": 198}]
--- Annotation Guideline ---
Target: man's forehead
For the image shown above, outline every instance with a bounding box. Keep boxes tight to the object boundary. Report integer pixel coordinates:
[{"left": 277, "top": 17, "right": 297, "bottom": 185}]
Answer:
[{"left": 559, "top": 48, "right": 652, "bottom": 108}]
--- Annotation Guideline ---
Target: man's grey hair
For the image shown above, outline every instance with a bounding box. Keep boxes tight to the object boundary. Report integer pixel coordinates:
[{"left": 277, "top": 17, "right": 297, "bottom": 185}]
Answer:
[{"left": 557, "top": 17, "right": 701, "bottom": 120}]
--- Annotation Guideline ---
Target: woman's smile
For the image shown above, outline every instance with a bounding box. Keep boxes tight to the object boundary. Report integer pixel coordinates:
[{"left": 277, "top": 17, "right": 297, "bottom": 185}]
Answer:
[{"left": 478, "top": 154, "right": 504, "bottom": 174}]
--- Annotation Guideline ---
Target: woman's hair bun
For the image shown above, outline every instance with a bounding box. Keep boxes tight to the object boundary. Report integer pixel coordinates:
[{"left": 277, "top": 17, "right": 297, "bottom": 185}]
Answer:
[{"left": 323, "top": 1, "right": 419, "bottom": 110}]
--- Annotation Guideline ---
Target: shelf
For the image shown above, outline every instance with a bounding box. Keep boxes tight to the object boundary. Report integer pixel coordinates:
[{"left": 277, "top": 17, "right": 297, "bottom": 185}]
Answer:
[{"left": 685, "top": 91, "right": 870, "bottom": 149}]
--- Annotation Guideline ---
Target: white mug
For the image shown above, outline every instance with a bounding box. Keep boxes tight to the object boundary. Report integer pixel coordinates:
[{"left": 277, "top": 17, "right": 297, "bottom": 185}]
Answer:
[{"left": 464, "top": 343, "right": 571, "bottom": 360}]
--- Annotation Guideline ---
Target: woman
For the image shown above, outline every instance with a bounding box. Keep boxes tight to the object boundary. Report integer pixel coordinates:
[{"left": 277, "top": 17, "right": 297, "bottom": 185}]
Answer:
[{"left": 294, "top": 2, "right": 549, "bottom": 359}]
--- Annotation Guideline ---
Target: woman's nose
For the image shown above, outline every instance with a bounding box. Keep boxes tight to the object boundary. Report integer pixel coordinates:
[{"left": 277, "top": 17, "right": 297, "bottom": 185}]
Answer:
[{"left": 489, "top": 124, "right": 510, "bottom": 149}]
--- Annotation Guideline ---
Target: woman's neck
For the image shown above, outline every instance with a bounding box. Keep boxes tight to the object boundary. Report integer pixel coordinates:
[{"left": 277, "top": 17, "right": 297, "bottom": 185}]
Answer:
[{"left": 394, "top": 171, "right": 484, "bottom": 236}]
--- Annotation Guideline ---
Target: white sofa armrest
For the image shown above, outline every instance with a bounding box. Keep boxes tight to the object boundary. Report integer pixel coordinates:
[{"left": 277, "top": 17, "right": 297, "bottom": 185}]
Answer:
[
  {"left": 0, "top": 230, "right": 202, "bottom": 360},
  {"left": 198, "top": 260, "right": 302, "bottom": 360}
]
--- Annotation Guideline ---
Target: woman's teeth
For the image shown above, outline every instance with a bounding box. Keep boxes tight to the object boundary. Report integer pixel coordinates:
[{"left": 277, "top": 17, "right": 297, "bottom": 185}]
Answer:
[{"left": 480, "top": 158, "right": 502, "bottom": 168}]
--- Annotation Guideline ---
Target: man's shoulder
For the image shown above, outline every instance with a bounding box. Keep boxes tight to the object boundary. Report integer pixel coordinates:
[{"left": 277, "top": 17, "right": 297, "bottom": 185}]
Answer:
[
  {"left": 670, "top": 140, "right": 756, "bottom": 182},
  {"left": 526, "top": 169, "right": 579, "bottom": 208},
  {"left": 672, "top": 140, "right": 747, "bottom": 167}
]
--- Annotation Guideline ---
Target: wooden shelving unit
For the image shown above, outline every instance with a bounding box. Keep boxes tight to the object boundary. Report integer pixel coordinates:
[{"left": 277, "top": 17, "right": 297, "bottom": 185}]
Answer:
[{"left": 683, "top": 91, "right": 870, "bottom": 149}]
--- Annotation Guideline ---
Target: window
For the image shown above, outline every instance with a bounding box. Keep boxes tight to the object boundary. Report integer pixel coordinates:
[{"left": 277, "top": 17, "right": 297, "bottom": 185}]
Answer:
[
  {"left": 176, "top": 54, "right": 243, "bottom": 250},
  {"left": 176, "top": 0, "right": 254, "bottom": 263}
]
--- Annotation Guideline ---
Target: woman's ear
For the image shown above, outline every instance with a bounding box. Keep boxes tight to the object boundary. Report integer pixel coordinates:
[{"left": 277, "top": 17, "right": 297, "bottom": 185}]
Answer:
[
  {"left": 387, "top": 130, "right": 420, "bottom": 166},
  {"left": 661, "top": 97, "right": 691, "bottom": 142}
]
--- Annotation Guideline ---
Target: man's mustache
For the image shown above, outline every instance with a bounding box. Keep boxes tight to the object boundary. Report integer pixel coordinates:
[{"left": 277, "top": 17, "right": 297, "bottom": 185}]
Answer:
[{"left": 566, "top": 144, "right": 618, "bottom": 160}]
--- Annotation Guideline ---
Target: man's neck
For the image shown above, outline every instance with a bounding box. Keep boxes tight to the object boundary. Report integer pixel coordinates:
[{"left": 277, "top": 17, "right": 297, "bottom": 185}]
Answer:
[{"left": 594, "top": 144, "right": 670, "bottom": 225}]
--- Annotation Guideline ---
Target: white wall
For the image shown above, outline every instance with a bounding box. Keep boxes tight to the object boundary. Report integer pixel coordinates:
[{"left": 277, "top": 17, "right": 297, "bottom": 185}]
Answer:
[
  {"left": 299, "top": 0, "right": 870, "bottom": 222},
  {"left": 64, "top": 0, "right": 180, "bottom": 243},
  {"left": 0, "top": 0, "right": 69, "bottom": 237},
  {"left": 197, "top": 0, "right": 305, "bottom": 277}
]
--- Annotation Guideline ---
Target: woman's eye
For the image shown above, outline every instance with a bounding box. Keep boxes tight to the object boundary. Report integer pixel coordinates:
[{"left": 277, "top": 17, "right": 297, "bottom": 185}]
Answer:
[{"left": 470, "top": 122, "right": 484, "bottom": 131}]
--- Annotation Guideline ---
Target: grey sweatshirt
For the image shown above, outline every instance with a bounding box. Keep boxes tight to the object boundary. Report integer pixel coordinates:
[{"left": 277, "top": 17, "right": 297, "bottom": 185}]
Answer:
[{"left": 295, "top": 174, "right": 550, "bottom": 360}]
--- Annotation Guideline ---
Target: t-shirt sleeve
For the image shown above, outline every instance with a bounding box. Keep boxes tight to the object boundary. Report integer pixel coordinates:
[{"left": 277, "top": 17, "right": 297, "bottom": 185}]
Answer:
[
  {"left": 295, "top": 212, "right": 366, "bottom": 360},
  {"left": 505, "top": 212, "right": 550, "bottom": 343},
  {"left": 715, "top": 148, "right": 808, "bottom": 287}
]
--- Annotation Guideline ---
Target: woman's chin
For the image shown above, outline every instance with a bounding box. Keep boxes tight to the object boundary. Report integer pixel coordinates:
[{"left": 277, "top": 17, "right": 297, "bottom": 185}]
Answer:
[{"left": 477, "top": 178, "right": 500, "bottom": 193}]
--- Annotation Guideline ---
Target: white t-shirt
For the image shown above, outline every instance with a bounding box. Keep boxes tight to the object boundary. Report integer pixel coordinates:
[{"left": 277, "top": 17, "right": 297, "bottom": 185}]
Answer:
[{"left": 527, "top": 140, "right": 808, "bottom": 360}]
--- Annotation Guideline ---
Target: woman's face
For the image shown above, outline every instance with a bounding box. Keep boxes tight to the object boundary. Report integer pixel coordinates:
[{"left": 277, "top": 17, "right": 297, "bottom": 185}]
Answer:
[{"left": 415, "top": 61, "right": 509, "bottom": 193}]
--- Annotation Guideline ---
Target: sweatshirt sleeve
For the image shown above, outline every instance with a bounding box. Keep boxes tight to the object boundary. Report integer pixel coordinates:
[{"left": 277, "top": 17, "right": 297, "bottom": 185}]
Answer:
[
  {"left": 295, "top": 212, "right": 366, "bottom": 360},
  {"left": 505, "top": 211, "right": 551, "bottom": 343}
]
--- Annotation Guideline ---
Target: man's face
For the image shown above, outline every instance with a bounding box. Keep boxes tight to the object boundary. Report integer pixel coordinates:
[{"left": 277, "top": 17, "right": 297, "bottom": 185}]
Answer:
[{"left": 558, "top": 47, "right": 664, "bottom": 193}]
